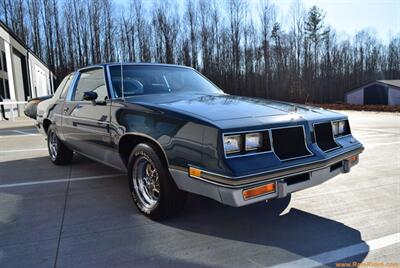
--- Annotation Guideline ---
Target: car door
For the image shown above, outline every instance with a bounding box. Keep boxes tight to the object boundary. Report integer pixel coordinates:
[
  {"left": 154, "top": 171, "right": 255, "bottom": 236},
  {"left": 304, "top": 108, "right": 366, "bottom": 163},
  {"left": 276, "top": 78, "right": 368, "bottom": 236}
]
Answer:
[
  {"left": 61, "top": 67, "right": 113, "bottom": 163},
  {"left": 51, "top": 73, "right": 74, "bottom": 137}
]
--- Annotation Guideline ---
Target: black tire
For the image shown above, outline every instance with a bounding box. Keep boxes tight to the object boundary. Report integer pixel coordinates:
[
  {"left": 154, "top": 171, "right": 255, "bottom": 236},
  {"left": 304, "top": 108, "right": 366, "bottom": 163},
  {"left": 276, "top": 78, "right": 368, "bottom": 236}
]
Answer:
[
  {"left": 266, "top": 194, "right": 291, "bottom": 216},
  {"left": 128, "top": 143, "right": 187, "bottom": 220},
  {"left": 47, "top": 124, "right": 73, "bottom": 165}
]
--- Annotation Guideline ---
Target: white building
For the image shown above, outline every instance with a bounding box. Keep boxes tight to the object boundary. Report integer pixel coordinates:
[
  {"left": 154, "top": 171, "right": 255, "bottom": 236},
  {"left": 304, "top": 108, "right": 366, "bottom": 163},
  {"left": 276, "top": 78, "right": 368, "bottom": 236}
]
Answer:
[
  {"left": 0, "top": 21, "right": 54, "bottom": 117},
  {"left": 345, "top": 80, "right": 400, "bottom": 105}
]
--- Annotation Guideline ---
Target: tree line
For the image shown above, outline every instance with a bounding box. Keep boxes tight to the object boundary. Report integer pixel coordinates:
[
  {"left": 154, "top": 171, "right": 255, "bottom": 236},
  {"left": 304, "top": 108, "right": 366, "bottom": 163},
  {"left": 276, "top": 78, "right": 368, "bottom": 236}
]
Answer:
[{"left": 1, "top": 0, "right": 399, "bottom": 103}]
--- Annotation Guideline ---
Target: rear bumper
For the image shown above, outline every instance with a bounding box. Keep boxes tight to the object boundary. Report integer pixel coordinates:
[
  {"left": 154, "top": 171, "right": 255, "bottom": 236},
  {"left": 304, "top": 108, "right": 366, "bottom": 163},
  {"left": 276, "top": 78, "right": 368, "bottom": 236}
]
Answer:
[{"left": 169, "top": 147, "right": 362, "bottom": 207}]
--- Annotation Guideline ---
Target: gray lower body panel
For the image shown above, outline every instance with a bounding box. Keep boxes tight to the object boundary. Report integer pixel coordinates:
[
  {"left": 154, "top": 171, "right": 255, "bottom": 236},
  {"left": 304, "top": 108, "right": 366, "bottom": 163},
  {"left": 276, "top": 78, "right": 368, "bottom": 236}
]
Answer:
[{"left": 169, "top": 158, "right": 358, "bottom": 207}]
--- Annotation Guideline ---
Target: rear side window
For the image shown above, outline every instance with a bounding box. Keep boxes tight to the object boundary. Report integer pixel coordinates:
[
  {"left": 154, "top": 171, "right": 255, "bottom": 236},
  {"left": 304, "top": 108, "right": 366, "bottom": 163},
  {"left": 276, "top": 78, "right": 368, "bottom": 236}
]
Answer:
[
  {"left": 54, "top": 74, "right": 73, "bottom": 99},
  {"left": 60, "top": 75, "right": 73, "bottom": 99},
  {"left": 73, "top": 68, "right": 107, "bottom": 101}
]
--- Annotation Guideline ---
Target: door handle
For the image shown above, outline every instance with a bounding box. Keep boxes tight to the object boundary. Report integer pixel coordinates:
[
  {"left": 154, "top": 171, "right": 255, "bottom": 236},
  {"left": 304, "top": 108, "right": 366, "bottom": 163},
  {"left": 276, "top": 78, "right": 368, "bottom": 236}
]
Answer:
[{"left": 63, "top": 107, "right": 69, "bottom": 114}]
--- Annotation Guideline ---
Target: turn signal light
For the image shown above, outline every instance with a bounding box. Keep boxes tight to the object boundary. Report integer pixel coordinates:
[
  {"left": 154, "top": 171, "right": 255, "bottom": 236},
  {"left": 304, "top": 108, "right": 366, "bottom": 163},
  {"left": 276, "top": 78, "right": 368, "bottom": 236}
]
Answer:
[
  {"left": 189, "top": 167, "right": 202, "bottom": 178},
  {"left": 348, "top": 155, "right": 357, "bottom": 162},
  {"left": 243, "top": 183, "right": 276, "bottom": 200}
]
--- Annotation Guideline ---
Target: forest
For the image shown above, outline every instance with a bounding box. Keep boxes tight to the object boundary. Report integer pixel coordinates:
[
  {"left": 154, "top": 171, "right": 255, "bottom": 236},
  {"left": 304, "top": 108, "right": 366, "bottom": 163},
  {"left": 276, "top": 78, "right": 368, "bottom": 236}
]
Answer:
[{"left": 1, "top": 0, "right": 399, "bottom": 103}]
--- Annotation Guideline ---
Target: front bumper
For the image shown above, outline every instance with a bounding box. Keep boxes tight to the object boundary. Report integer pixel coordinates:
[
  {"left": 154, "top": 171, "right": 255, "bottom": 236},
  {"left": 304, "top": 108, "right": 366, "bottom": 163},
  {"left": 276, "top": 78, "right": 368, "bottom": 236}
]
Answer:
[{"left": 169, "top": 147, "right": 362, "bottom": 207}]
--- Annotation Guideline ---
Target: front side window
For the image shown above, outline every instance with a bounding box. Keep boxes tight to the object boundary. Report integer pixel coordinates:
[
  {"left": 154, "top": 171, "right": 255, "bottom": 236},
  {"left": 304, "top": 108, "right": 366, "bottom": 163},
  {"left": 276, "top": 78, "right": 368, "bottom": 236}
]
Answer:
[
  {"left": 73, "top": 68, "right": 108, "bottom": 101},
  {"left": 109, "top": 65, "right": 223, "bottom": 98}
]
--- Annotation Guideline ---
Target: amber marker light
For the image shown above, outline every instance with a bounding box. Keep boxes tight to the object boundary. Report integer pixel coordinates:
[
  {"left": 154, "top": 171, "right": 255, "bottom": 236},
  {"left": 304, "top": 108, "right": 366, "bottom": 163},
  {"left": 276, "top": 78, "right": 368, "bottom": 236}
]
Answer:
[
  {"left": 243, "top": 183, "right": 276, "bottom": 200},
  {"left": 348, "top": 155, "right": 357, "bottom": 162},
  {"left": 189, "top": 167, "right": 202, "bottom": 178}
]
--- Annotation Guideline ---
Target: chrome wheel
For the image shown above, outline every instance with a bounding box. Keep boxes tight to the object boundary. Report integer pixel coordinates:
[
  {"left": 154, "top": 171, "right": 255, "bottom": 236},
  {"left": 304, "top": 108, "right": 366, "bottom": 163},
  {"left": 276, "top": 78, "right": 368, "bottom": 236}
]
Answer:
[
  {"left": 49, "top": 131, "right": 58, "bottom": 160},
  {"left": 132, "top": 156, "right": 160, "bottom": 212}
]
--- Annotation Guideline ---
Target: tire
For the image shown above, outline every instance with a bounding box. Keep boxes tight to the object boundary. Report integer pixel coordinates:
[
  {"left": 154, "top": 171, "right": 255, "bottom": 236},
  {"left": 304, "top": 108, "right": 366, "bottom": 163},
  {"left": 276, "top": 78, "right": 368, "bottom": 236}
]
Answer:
[
  {"left": 266, "top": 194, "right": 291, "bottom": 216},
  {"left": 128, "top": 143, "right": 187, "bottom": 220},
  {"left": 47, "top": 124, "right": 73, "bottom": 165}
]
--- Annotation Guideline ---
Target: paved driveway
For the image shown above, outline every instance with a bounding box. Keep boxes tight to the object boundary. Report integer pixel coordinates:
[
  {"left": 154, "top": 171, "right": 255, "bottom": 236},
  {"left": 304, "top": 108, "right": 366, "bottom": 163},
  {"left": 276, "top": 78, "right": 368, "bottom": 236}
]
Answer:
[{"left": 0, "top": 111, "right": 399, "bottom": 267}]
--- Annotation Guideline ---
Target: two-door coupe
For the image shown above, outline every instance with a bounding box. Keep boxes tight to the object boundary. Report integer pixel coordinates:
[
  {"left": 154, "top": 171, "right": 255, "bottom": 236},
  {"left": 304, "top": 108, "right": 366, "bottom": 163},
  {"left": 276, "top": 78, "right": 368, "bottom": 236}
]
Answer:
[{"left": 27, "top": 63, "right": 364, "bottom": 219}]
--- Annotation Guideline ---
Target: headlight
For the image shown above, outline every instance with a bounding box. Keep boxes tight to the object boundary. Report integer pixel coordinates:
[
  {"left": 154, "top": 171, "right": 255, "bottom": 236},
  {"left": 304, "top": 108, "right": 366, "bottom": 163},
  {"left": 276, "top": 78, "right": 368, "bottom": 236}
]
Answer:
[
  {"left": 245, "top": 132, "right": 262, "bottom": 151},
  {"left": 338, "top": 121, "right": 346, "bottom": 134},
  {"left": 223, "top": 135, "right": 242, "bottom": 154},
  {"left": 332, "top": 120, "right": 350, "bottom": 137},
  {"left": 332, "top": 122, "right": 339, "bottom": 136},
  {"left": 224, "top": 132, "right": 267, "bottom": 156}
]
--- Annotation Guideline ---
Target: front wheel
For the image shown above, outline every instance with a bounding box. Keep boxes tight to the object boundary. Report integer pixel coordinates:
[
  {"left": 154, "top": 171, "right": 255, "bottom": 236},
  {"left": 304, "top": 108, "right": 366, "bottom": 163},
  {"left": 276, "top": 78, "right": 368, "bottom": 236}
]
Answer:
[
  {"left": 47, "top": 124, "right": 73, "bottom": 165},
  {"left": 128, "top": 143, "right": 186, "bottom": 220}
]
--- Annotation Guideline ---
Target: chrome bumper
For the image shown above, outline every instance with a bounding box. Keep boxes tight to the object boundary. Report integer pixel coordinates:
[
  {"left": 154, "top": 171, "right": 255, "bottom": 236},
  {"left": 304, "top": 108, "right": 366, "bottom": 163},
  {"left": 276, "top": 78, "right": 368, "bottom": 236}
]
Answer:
[{"left": 169, "top": 152, "right": 360, "bottom": 207}]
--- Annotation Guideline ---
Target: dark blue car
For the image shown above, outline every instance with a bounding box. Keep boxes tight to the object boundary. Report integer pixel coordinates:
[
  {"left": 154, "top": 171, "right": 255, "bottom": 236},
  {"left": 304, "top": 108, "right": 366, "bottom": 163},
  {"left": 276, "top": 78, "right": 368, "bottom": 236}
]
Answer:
[{"left": 27, "top": 63, "right": 364, "bottom": 219}]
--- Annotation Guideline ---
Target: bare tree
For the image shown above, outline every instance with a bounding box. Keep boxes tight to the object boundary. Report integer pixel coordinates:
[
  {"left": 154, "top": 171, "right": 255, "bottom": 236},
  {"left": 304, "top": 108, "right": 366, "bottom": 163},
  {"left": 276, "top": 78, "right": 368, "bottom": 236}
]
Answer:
[
  {"left": 258, "top": 0, "right": 275, "bottom": 98},
  {"left": 185, "top": 0, "right": 198, "bottom": 69},
  {"left": 2, "top": 0, "right": 398, "bottom": 102}
]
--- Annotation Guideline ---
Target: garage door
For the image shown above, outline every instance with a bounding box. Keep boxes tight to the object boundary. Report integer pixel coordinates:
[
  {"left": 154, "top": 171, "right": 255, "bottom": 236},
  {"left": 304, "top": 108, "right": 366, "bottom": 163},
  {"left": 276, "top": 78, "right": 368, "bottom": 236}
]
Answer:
[
  {"left": 364, "top": 84, "right": 388, "bottom": 105},
  {"left": 35, "top": 65, "right": 48, "bottom": 97}
]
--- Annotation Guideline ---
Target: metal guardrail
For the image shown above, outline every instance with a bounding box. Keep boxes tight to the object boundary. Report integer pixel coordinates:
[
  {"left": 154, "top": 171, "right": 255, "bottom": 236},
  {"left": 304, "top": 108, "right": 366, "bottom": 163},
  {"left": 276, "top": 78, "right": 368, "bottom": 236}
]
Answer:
[{"left": 0, "top": 101, "right": 28, "bottom": 121}]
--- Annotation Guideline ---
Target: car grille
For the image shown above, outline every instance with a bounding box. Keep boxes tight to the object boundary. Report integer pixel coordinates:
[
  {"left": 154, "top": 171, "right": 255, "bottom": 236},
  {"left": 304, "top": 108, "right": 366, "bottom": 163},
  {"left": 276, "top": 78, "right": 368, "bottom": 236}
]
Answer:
[
  {"left": 314, "top": 122, "right": 340, "bottom": 152},
  {"left": 271, "top": 126, "right": 312, "bottom": 161}
]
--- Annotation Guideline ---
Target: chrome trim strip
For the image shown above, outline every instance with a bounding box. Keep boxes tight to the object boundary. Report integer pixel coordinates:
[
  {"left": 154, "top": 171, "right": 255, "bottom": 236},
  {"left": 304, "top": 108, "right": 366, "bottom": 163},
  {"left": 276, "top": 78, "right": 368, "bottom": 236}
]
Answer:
[
  {"left": 178, "top": 145, "right": 363, "bottom": 188},
  {"left": 62, "top": 115, "right": 110, "bottom": 125}
]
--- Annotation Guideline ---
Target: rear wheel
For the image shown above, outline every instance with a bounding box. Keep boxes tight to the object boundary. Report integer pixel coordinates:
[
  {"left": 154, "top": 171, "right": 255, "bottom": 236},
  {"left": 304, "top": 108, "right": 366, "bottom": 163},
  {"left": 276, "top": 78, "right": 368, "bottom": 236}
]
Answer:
[
  {"left": 47, "top": 124, "right": 73, "bottom": 165},
  {"left": 128, "top": 143, "right": 186, "bottom": 220}
]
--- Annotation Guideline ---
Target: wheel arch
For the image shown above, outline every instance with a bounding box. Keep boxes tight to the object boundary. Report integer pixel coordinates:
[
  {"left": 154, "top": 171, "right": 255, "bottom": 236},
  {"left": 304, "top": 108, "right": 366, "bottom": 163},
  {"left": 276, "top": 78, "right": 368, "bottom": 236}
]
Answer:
[
  {"left": 43, "top": 119, "right": 52, "bottom": 134},
  {"left": 119, "top": 133, "right": 170, "bottom": 168}
]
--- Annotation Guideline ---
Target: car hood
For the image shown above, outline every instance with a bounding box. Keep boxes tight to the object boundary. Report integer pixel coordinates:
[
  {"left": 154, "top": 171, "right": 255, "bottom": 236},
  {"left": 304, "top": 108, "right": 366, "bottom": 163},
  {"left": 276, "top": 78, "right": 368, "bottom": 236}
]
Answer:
[{"left": 125, "top": 93, "right": 340, "bottom": 124}]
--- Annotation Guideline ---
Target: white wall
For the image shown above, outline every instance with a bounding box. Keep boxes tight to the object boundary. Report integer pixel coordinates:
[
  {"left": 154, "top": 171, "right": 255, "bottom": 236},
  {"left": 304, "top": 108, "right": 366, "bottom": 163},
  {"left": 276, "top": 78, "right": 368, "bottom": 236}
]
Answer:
[
  {"left": 346, "top": 88, "right": 364, "bottom": 105},
  {"left": 0, "top": 39, "right": 16, "bottom": 100},
  {"left": 388, "top": 88, "right": 400, "bottom": 105},
  {"left": 28, "top": 52, "right": 52, "bottom": 98}
]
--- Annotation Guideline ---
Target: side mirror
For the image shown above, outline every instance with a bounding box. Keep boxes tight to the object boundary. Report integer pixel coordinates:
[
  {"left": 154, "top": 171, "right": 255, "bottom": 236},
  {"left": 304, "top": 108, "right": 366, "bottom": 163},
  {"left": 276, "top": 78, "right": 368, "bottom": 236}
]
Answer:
[{"left": 83, "top": 91, "right": 98, "bottom": 105}]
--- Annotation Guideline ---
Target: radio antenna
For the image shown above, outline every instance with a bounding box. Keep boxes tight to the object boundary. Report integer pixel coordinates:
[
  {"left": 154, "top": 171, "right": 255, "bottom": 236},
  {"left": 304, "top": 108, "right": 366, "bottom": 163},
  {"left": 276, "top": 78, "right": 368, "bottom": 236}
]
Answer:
[{"left": 121, "top": 60, "right": 124, "bottom": 99}]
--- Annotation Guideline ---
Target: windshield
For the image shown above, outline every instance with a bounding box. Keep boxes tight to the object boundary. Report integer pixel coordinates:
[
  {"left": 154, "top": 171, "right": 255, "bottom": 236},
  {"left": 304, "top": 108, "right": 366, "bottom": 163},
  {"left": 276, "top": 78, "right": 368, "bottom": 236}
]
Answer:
[{"left": 109, "top": 65, "right": 223, "bottom": 98}]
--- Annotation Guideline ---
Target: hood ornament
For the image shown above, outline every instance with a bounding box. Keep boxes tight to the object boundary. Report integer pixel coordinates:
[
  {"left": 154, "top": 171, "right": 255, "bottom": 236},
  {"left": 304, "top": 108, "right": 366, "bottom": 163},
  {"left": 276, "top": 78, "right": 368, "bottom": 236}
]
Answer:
[{"left": 290, "top": 104, "right": 302, "bottom": 120}]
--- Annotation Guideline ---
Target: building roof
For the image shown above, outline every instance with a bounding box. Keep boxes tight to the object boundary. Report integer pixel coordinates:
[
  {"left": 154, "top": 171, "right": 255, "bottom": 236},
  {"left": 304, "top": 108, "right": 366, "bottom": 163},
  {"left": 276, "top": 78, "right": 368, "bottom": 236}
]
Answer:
[
  {"left": 346, "top": 80, "right": 400, "bottom": 95},
  {"left": 0, "top": 20, "right": 50, "bottom": 70},
  {"left": 377, "top": 80, "right": 400, "bottom": 88}
]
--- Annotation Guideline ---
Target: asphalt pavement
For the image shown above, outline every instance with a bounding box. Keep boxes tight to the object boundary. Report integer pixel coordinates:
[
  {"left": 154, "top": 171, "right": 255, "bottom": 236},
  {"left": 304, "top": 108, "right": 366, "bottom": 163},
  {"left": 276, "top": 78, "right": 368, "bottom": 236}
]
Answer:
[{"left": 0, "top": 111, "right": 399, "bottom": 268}]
